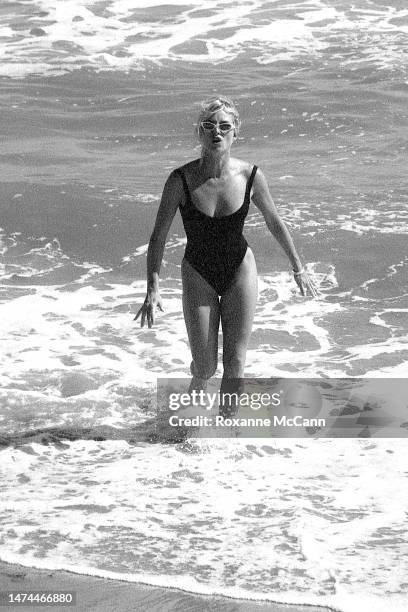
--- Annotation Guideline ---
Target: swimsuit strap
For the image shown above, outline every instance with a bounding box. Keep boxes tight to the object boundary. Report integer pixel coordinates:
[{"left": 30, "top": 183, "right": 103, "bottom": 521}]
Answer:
[
  {"left": 245, "top": 165, "right": 258, "bottom": 202},
  {"left": 175, "top": 168, "right": 193, "bottom": 208}
]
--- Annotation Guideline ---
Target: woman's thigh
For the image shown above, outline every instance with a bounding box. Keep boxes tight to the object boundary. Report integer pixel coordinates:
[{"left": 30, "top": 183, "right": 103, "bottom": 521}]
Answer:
[
  {"left": 181, "top": 258, "right": 221, "bottom": 377},
  {"left": 220, "top": 248, "right": 258, "bottom": 376}
]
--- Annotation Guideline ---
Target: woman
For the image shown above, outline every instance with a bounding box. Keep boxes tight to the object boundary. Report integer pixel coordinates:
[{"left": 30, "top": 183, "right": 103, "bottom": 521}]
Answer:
[{"left": 135, "top": 97, "right": 316, "bottom": 400}]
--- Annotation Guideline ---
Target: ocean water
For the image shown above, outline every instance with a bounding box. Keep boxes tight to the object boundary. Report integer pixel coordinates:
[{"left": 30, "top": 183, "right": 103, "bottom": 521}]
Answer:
[{"left": 0, "top": 1, "right": 407, "bottom": 611}]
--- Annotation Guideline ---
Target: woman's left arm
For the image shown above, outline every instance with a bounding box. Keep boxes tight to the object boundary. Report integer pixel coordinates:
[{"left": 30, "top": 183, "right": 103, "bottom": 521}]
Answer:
[{"left": 252, "top": 168, "right": 317, "bottom": 297}]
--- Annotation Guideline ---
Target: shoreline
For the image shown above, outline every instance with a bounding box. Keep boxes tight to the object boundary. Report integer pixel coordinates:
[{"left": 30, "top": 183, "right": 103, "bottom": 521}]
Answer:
[{"left": 0, "top": 561, "right": 337, "bottom": 612}]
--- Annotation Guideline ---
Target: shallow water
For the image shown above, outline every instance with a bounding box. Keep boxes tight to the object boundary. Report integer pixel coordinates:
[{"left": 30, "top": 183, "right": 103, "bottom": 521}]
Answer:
[{"left": 0, "top": 1, "right": 407, "bottom": 611}]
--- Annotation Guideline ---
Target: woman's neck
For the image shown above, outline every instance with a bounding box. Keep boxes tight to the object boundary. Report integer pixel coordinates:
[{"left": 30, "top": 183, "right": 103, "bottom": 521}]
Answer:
[{"left": 199, "top": 151, "right": 230, "bottom": 178}]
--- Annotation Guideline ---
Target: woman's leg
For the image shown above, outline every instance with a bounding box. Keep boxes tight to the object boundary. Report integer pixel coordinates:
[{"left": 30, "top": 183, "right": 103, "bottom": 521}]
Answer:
[
  {"left": 182, "top": 258, "right": 221, "bottom": 391},
  {"left": 219, "top": 248, "right": 257, "bottom": 414}
]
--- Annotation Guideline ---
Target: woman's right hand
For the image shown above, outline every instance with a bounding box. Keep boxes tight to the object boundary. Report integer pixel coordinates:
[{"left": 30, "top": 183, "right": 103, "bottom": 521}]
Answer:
[{"left": 134, "top": 290, "right": 164, "bottom": 328}]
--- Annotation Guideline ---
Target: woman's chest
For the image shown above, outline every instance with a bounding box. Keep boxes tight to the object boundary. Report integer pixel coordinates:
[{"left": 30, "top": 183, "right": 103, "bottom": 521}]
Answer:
[{"left": 190, "top": 175, "right": 247, "bottom": 217}]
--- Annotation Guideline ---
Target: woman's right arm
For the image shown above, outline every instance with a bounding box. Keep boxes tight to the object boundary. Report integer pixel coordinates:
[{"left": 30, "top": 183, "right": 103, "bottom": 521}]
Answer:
[{"left": 134, "top": 171, "right": 182, "bottom": 327}]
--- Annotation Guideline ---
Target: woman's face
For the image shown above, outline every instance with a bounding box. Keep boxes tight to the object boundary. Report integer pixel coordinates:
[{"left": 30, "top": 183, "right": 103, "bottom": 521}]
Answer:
[{"left": 198, "top": 109, "right": 236, "bottom": 154}]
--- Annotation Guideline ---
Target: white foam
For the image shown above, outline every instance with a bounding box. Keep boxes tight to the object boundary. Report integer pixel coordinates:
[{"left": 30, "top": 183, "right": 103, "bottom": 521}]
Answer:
[{"left": 1, "top": 439, "right": 408, "bottom": 611}]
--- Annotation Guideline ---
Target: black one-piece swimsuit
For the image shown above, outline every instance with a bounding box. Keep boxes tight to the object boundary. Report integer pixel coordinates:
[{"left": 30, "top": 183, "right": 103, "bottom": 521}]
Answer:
[{"left": 175, "top": 165, "right": 258, "bottom": 296}]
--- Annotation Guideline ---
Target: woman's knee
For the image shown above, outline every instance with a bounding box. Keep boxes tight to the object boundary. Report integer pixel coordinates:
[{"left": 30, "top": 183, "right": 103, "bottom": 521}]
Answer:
[{"left": 190, "top": 359, "right": 217, "bottom": 380}]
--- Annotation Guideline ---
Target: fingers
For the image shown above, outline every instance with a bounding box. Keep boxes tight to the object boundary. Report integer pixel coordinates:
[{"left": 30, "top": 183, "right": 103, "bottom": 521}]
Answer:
[
  {"left": 142, "top": 304, "right": 154, "bottom": 328},
  {"left": 302, "top": 278, "right": 314, "bottom": 298},
  {"left": 294, "top": 275, "right": 305, "bottom": 296},
  {"left": 294, "top": 271, "right": 319, "bottom": 298},
  {"left": 304, "top": 274, "right": 319, "bottom": 298},
  {"left": 134, "top": 299, "right": 164, "bottom": 328},
  {"left": 308, "top": 280, "right": 319, "bottom": 298},
  {"left": 133, "top": 307, "right": 143, "bottom": 321}
]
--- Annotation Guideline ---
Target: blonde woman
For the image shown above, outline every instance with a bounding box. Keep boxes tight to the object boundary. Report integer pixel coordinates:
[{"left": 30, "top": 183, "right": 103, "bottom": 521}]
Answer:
[{"left": 136, "top": 97, "right": 316, "bottom": 403}]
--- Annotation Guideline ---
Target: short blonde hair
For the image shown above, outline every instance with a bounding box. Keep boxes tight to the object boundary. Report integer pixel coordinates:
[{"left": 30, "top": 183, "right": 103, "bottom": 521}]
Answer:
[{"left": 196, "top": 96, "right": 241, "bottom": 136}]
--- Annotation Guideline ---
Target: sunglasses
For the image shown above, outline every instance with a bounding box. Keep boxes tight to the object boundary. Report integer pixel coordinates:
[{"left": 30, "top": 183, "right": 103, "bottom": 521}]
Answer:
[{"left": 200, "top": 121, "right": 234, "bottom": 134}]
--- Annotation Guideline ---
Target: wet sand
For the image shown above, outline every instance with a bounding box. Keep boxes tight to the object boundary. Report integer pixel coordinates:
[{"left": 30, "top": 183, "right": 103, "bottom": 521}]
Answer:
[{"left": 0, "top": 561, "right": 337, "bottom": 612}]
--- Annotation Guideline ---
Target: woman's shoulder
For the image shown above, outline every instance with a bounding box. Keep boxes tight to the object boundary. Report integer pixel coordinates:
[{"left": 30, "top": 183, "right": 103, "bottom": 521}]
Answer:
[
  {"left": 166, "top": 161, "right": 198, "bottom": 190},
  {"left": 173, "top": 159, "right": 200, "bottom": 176}
]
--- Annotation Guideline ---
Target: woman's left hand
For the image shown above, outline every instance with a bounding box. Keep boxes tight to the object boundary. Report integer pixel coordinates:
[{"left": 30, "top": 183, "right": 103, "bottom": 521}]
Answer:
[{"left": 293, "top": 270, "right": 318, "bottom": 297}]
